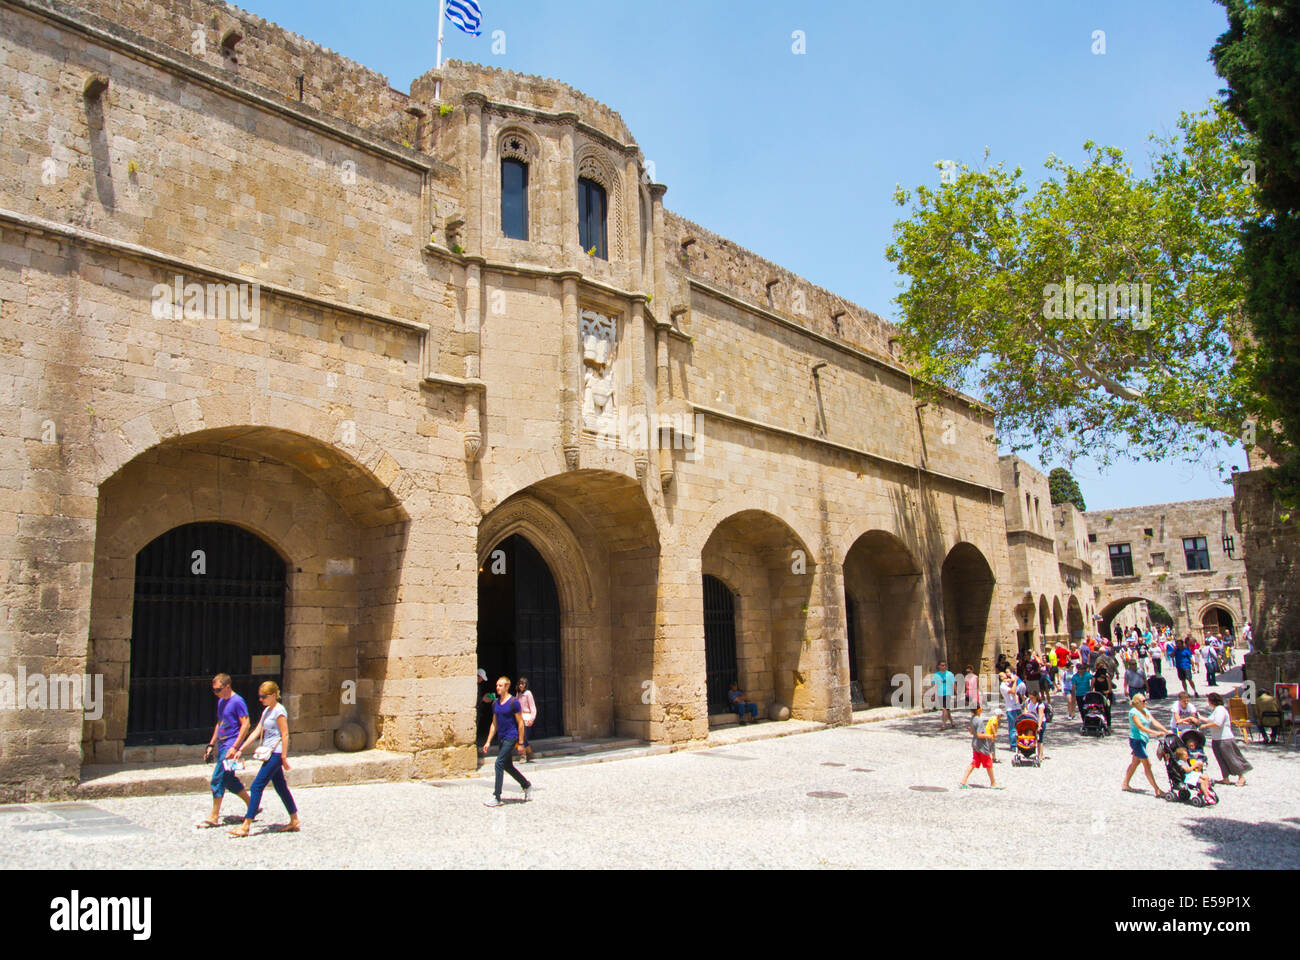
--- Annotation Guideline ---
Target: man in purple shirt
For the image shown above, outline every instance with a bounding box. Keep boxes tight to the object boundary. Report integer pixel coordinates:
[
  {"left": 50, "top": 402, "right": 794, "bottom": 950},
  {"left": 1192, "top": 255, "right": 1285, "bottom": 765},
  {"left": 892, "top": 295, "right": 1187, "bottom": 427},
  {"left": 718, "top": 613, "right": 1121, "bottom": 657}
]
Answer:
[{"left": 199, "top": 673, "right": 253, "bottom": 828}]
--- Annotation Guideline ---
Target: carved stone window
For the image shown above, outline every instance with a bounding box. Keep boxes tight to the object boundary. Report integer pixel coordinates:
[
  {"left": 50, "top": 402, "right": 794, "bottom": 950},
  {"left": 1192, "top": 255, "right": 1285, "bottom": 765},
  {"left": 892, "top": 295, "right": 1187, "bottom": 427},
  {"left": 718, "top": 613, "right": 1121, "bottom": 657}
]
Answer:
[
  {"left": 498, "top": 130, "right": 537, "bottom": 242},
  {"left": 576, "top": 148, "right": 622, "bottom": 259}
]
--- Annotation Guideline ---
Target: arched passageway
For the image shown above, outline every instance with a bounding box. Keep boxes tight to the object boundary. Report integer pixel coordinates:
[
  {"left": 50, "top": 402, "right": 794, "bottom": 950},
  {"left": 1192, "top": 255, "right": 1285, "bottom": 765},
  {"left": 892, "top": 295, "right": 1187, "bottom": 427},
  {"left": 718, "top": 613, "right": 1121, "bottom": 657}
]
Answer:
[
  {"left": 477, "top": 470, "right": 660, "bottom": 740},
  {"left": 941, "top": 544, "right": 996, "bottom": 671},
  {"left": 842, "top": 530, "right": 924, "bottom": 706},
  {"left": 700, "top": 510, "right": 814, "bottom": 720}
]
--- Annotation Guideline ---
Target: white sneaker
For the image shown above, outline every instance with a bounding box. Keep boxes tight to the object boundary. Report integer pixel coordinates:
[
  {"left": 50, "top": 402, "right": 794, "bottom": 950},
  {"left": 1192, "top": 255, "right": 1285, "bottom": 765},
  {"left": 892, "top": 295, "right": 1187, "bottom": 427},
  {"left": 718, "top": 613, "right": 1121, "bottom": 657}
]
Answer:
[
  {"left": 523, "top": 787, "right": 532, "bottom": 802},
  {"left": 483, "top": 797, "right": 503, "bottom": 807}
]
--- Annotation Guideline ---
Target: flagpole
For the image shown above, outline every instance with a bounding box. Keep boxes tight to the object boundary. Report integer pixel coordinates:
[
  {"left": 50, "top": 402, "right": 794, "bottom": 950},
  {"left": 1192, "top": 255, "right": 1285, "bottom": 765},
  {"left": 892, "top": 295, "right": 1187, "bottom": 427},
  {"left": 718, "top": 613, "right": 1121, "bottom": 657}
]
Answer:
[{"left": 435, "top": 0, "right": 445, "bottom": 101}]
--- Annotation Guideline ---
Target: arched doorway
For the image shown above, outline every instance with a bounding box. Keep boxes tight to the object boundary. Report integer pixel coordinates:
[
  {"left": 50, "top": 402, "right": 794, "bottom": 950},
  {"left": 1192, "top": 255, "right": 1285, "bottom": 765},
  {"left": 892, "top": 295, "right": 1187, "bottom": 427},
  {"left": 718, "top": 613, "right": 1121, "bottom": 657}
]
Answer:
[
  {"left": 478, "top": 534, "right": 563, "bottom": 740},
  {"left": 1067, "top": 595, "right": 1085, "bottom": 640},
  {"left": 1201, "top": 606, "right": 1235, "bottom": 638},
  {"left": 843, "top": 530, "right": 924, "bottom": 706},
  {"left": 128, "top": 523, "right": 286, "bottom": 746},
  {"left": 1052, "top": 597, "right": 1063, "bottom": 636},
  {"left": 703, "top": 574, "right": 739, "bottom": 714},
  {"left": 1038, "top": 596, "right": 1050, "bottom": 641},
  {"left": 941, "top": 544, "right": 996, "bottom": 671}
]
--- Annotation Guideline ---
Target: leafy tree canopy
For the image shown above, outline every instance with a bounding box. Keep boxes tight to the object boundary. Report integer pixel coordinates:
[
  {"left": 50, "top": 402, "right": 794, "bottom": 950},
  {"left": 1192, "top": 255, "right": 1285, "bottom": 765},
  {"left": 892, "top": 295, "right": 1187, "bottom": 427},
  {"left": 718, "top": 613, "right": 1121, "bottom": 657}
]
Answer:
[{"left": 887, "top": 104, "right": 1262, "bottom": 471}]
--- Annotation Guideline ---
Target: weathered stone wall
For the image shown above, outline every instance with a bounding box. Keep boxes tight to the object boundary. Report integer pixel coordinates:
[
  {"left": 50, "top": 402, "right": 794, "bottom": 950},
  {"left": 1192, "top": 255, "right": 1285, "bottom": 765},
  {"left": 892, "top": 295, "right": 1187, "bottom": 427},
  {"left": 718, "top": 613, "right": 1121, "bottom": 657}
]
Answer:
[
  {"left": 53, "top": 0, "right": 420, "bottom": 143},
  {"left": 664, "top": 211, "right": 899, "bottom": 363},
  {"left": 1233, "top": 470, "right": 1299, "bottom": 650},
  {"left": 1244, "top": 651, "right": 1300, "bottom": 689}
]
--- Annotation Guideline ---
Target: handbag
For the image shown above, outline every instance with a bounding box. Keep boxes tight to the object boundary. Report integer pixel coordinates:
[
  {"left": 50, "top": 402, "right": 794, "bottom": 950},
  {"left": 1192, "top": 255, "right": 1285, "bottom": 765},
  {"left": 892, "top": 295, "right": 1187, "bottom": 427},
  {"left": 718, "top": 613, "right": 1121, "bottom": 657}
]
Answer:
[{"left": 251, "top": 706, "right": 273, "bottom": 761}]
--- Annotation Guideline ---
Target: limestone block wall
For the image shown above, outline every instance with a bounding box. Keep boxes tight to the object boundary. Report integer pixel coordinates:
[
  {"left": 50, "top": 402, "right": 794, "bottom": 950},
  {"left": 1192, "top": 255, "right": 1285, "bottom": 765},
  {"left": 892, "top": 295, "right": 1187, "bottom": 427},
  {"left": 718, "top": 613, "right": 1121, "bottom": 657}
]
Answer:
[
  {"left": 1233, "top": 471, "right": 1299, "bottom": 650},
  {"left": 56, "top": 0, "right": 420, "bottom": 144}
]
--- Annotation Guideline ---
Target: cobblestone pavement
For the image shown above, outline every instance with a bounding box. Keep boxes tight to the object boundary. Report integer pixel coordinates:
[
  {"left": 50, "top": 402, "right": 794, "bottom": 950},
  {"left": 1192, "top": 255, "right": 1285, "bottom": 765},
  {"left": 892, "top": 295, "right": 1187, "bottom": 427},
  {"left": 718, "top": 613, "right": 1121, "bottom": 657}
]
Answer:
[{"left": 3, "top": 703, "right": 1297, "bottom": 870}]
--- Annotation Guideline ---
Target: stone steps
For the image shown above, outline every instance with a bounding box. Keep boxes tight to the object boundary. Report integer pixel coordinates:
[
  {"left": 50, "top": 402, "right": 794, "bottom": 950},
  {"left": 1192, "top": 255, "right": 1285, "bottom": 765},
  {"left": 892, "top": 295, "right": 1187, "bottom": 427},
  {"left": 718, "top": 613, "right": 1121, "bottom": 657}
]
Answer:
[
  {"left": 473, "top": 737, "right": 646, "bottom": 769},
  {"left": 77, "top": 749, "right": 413, "bottom": 800}
]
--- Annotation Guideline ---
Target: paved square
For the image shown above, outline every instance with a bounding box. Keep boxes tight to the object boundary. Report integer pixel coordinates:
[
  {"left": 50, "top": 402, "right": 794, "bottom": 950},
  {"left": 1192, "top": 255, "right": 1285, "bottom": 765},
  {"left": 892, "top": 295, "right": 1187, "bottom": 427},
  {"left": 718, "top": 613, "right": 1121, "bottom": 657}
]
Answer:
[{"left": 3, "top": 708, "right": 1296, "bottom": 870}]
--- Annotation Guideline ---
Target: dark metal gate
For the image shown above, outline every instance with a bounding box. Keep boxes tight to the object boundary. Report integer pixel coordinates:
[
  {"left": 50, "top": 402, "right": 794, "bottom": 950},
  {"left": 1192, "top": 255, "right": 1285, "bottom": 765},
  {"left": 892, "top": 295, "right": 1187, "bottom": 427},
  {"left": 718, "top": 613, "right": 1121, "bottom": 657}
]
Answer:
[
  {"left": 703, "top": 575, "right": 738, "bottom": 713},
  {"left": 128, "top": 523, "right": 286, "bottom": 746},
  {"left": 513, "top": 536, "right": 563, "bottom": 740}
]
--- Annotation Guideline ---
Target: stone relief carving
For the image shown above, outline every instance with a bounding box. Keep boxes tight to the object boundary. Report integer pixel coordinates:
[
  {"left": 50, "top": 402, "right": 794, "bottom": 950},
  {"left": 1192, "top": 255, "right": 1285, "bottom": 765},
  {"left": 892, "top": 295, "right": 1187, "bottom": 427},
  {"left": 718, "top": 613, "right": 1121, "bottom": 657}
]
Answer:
[{"left": 580, "top": 309, "right": 619, "bottom": 436}]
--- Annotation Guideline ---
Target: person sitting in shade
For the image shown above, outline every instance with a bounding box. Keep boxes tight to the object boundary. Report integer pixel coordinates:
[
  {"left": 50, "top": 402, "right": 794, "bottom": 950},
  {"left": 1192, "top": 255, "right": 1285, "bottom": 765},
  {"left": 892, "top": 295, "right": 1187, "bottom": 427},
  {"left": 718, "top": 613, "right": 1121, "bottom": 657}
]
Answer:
[{"left": 728, "top": 682, "right": 759, "bottom": 724}]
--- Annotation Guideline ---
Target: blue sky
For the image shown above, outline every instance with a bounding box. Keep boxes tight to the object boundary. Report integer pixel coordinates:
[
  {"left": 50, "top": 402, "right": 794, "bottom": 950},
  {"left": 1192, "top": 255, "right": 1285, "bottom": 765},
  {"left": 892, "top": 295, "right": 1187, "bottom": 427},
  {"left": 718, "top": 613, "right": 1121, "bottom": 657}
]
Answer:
[{"left": 238, "top": 0, "right": 1245, "bottom": 509}]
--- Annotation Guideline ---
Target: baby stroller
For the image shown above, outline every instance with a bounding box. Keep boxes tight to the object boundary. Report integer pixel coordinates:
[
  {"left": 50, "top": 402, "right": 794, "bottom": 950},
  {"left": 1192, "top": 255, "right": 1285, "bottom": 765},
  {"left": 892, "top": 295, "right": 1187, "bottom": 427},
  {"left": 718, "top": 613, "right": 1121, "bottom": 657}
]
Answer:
[
  {"left": 1080, "top": 692, "right": 1111, "bottom": 737},
  {"left": 1157, "top": 730, "right": 1219, "bottom": 807},
  {"left": 1011, "top": 714, "right": 1041, "bottom": 767}
]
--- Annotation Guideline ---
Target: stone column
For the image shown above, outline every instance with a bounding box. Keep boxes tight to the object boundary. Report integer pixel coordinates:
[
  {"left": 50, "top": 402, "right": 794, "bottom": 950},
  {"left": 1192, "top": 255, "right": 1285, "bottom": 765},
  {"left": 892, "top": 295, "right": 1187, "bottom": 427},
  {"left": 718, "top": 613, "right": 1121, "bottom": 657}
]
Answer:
[
  {"left": 654, "top": 320, "right": 673, "bottom": 488},
  {"left": 629, "top": 297, "right": 648, "bottom": 482},
  {"left": 463, "top": 93, "right": 486, "bottom": 253},
  {"left": 559, "top": 271, "right": 582, "bottom": 469},
  {"left": 463, "top": 258, "right": 483, "bottom": 460},
  {"left": 557, "top": 113, "right": 579, "bottom": 260}
]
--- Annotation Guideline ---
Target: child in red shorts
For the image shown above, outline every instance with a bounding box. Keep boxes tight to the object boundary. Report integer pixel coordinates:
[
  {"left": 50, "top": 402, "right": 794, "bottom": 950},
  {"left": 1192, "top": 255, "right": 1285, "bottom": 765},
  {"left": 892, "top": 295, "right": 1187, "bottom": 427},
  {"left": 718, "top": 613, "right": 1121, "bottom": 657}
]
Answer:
[{"left": 960, "top": 705, "right": 1000, "bottom": 789}]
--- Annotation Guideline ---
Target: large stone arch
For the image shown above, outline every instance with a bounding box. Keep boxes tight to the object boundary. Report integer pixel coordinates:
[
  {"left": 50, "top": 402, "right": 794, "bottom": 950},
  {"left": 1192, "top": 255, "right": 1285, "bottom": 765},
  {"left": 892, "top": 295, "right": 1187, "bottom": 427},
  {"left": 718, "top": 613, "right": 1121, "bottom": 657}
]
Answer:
[
  {"left": 700, "top": 510, "right": 816, "bottom": 720},
  {"left": 90, "top": 392, "right": 415, "bottom": 505},
  {"left": 476, "top": 469, "right": 659, "bottom": 739},
  {"left": 940, "top": 543, "right": 996, "bottom": 671},
  {"left": 1052, "top": 596, "right": 1064, "bottom": 636},
  {"left": 1067, "top": 594, "right": 1085, "bottom": 640},
  {"left": 842, "top": 530, "right": 925, "bottom": 705},
  {"left": 87, "top": 422, "right": 412, "bottom": 764}
]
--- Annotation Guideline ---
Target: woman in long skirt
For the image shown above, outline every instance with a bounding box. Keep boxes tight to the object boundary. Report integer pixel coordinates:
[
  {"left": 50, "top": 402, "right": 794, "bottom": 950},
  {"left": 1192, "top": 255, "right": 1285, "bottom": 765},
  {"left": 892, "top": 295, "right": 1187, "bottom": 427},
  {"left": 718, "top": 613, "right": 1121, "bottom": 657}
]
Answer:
[{"left": 1201, "top": 692, "right": 1251, "bottom": 787}]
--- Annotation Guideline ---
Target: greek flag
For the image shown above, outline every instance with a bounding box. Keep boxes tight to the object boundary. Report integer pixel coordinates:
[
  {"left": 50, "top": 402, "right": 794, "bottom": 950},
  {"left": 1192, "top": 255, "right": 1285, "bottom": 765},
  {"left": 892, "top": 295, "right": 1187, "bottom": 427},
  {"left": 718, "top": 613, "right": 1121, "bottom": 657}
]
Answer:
[{"left": 445, "top": 0, "right": 483, "bottom": 36}]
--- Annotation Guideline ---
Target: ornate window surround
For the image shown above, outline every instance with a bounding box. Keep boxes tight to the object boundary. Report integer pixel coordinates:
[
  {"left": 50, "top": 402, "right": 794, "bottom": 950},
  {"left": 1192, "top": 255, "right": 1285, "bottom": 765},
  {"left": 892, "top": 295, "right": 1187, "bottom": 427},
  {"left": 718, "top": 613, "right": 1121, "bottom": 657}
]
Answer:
[
  {"left": 575, "top": 144, "right": 623, "bottom": 260},
  {"left": 497, "top": 127, "right": 541, "bottom": 241}
]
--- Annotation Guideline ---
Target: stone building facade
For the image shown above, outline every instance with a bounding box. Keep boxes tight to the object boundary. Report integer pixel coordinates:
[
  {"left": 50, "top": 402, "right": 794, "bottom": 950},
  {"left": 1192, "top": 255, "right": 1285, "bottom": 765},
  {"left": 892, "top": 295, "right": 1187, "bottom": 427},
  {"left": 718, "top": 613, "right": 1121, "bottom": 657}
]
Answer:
[
  {"left": 0, "top": 0, "right": 1019, "bottom": 799},
  {"left": 998, "top": 456, "right": 1093, "bottom": 651},
  {"left": 1085, "top": 499, "right": 1249, "bottom": 642}
]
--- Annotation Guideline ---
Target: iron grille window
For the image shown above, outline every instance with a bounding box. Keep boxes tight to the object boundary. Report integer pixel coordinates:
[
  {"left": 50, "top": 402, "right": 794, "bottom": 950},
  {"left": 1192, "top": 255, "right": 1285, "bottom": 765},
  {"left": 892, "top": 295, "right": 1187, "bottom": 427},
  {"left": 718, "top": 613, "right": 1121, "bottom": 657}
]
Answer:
[
  {"left": 1184, "top": 536, "right": 1211, "bottom": 571},
  {"left": 578, "top": 177, "right": 607, "bottom": 260},
  {"left": 501, "top": 159, "right": 529, "bottom": 240},
  {"left": 1109, "top": 543, "right": 1133, "bottom": 578}
]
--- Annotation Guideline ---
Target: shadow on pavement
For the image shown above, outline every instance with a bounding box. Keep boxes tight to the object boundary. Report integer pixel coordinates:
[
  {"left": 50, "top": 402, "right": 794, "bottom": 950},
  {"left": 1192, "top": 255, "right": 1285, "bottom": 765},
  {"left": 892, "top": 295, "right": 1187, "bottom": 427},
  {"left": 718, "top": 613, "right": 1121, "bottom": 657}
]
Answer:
[{"left": 1181, "top": 816, "right": 1300, "bottom": 870}]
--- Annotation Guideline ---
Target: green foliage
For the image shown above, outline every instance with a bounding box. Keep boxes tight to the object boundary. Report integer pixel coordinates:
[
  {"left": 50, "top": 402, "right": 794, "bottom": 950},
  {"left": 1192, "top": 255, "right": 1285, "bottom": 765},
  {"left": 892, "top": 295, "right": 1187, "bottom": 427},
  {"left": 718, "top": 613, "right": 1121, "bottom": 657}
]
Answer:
[
  {"left": 1048, "top": 467, "right": 1086, "bottom": 512},
  {"left": 1212, "top": 0, "right": 1300, "bottom": 504},
  {"left": 887, "top": 105, "right": 1260, "bottom": 470},
  {"left": 438, "top": 103, "right": 454, "bottom": 117},
  {"left": 1146, "top": 601, "right": 1176, "bottom": 628}
]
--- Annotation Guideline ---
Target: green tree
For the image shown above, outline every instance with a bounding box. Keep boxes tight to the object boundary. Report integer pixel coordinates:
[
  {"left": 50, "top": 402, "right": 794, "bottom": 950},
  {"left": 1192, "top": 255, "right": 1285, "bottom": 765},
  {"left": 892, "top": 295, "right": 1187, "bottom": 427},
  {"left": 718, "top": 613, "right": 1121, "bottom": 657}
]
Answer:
[
  {"left": 1047, "top": 468, "right": 1086, "bottom": 512},
  {"left": 887, "top": 104, "right": 1261, "bottom": 469},
  {"left": 1212, "top": 0, "right": 1300, "bottom": 493},
  {"left": 1147, "top": 601, "right": 1175, "bottom": 629}
]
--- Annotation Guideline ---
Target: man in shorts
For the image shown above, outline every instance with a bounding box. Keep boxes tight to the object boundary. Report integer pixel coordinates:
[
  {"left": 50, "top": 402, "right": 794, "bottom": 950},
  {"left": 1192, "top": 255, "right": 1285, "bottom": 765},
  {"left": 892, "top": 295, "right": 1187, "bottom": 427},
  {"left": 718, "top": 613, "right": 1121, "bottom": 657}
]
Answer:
[{"left": 933, "top": 660, "right": 957, "bottom": 730}]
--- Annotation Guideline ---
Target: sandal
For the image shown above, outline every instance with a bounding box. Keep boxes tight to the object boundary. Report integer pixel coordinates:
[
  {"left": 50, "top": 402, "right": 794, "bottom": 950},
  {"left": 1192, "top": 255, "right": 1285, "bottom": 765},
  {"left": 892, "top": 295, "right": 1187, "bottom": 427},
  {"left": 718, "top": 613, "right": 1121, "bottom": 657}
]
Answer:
[
  {"left": 227, "top": 828, "right": 251, "bottom": 838},
  {"left": 197, "top": 819, "right": 221, "bottom": 829},
  {"left": 277, "top": 824, "right": 301, "bottom": 833}
]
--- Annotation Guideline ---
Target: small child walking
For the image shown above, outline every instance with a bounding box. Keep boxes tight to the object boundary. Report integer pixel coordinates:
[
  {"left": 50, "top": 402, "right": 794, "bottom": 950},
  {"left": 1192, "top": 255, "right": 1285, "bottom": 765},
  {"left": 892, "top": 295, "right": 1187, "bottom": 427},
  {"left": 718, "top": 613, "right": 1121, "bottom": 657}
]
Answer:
[{"left": 960, "top": 704, "right": 1000, "bottom": 789}]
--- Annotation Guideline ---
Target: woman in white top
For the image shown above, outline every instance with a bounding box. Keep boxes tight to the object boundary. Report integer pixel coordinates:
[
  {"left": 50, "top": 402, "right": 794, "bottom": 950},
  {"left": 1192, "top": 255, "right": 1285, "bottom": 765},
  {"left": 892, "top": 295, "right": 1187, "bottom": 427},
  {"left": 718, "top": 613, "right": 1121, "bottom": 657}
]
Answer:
[
  {"left": 229, "top": 681, "right": 301, "bottom": 836},
  {"left": 1199, "top": 692, "right": 1252, "bottom": 787}
]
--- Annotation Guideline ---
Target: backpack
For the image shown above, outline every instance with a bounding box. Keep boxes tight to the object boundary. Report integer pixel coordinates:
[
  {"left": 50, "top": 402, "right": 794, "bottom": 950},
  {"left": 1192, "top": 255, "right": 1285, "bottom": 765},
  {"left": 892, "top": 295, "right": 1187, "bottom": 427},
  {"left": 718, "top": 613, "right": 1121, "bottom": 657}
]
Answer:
[{"left": 1043, "top": 700, "right": 1055, "bottom": 723}]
